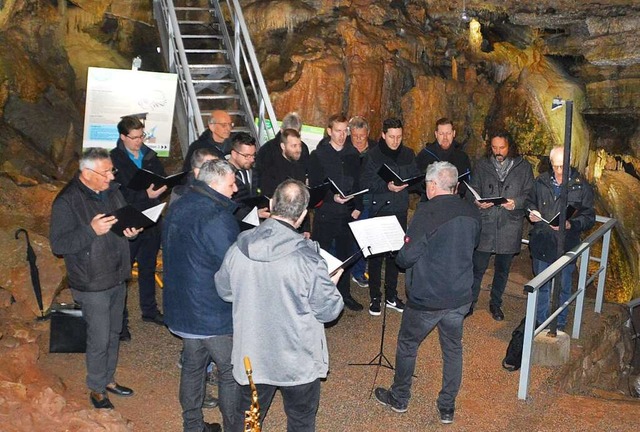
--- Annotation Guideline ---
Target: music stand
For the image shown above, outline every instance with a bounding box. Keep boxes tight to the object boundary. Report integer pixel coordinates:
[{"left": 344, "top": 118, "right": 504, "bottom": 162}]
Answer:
[{"left": 347, "top": 216, "right": 407, "bottom": 396}]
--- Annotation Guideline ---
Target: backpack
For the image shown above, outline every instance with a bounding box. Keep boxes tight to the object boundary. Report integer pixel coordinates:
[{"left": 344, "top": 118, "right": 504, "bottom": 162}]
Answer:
[{"left": 502, "top": 317, "right": 527, "bottom": 371}]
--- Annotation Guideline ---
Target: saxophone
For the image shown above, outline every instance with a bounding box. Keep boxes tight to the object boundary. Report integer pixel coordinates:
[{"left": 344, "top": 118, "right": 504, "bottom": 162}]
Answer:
[{"left": 243, "top": 356, "right": 261, "bottom": 432}]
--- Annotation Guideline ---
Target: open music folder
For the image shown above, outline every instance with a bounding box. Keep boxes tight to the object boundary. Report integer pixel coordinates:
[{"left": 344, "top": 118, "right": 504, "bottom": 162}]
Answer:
[
  {"left": 319, "top": 247, "right": 365, "bottom": 276},
  {"left": 348, "top": 215, "right": 406, "bottom": 258},
  {"left": 326, "top": 177, "right": 369, "bottom": 200},
  {"left": 108, "top": 202, "right": 166, "bottom": 235},
  {"left": 377, "top": 164, "right": 423, "bottom": 187},
  {"left": 464, "top": 181, "right": 508, "bottom": 205},
  {"left": 127, "top": 169, "right": 188, "bottom": 191}
]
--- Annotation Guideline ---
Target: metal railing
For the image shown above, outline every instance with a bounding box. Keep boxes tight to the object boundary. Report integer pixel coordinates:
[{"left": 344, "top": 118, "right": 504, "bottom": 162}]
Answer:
[
  {"left": 214, "top": 0, "right": 280, "bottom": 143},
  {"left": 518, "top": 215, "right": 617, "bottom": 400},
  {"left": 153, "top": 0, "right": 279, "bottom": 154}
]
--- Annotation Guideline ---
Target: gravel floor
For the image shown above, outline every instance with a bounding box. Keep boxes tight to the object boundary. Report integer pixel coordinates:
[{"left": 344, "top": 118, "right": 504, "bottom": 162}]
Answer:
[{"left": 40, "top": 252, "right": 640, "bottom": 431}]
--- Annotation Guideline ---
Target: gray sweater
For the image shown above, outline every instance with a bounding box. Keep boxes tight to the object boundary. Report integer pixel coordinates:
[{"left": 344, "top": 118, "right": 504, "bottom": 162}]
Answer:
[{"left": 216, "top": 218, "right": 344, "bottom": 386}]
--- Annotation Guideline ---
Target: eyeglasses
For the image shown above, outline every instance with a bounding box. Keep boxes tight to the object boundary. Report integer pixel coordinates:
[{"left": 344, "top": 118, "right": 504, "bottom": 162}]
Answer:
[
  {"left": 126, "top": 132, "right": 147, "bottom": 141},
  {"left": 215, "top": 122, "right": 235, "bottom": 128},
  {"left": 234, "top": 150, "right": 256, "bottom": 159},
  {"left": 86, "top": 167, "right": 118, "bottom": 178}
]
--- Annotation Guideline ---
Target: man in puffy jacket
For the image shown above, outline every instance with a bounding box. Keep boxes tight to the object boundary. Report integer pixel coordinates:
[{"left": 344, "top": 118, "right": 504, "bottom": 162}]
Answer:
[{"left": 526, "top": 146, "right": 595, "bottom": 332}]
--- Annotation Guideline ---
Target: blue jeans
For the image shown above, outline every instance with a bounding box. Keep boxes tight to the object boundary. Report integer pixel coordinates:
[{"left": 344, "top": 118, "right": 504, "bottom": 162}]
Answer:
[
  {"left": 239, "top": 379, "right": 321, "bottom": 432},
  {"left": 533, "top": 258, "right": 575, "bottom": 328},
  {"left": 471, "top": 251, "right": 515, "bottom": 308},
  {"left": 181, "top": 335, "right": 240, "bottom": 432},
  {"left": 389, "top": 303, "right": 470, "bottom": 411},
  {"left": 71, "top": 283, "right": 126, "bottom": 393}
]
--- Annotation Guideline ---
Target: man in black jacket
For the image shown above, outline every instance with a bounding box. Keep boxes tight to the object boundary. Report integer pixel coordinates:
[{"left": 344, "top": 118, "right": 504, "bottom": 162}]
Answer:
[
  {"left": 183, "top": 110, "right": 233, "bottom": 171},
  {"left": 374, "top": 162, "right": 481, "bottom": 425},
  {"left": 110, "top": 116, "right": 167, "bottom": 335},
  {"left": 50, "top": 148, "right": 142, "bottom": 409},
  {"left": 526, "top": 146, "right": 595, "bottom": 331},
  {"left": 360, "top": 118, "right": 420, "bottom": 316},
  {"left": 308, "top": 114, "right": 364, "bottom": 311},
  {"left": 228, "top": 132, "right": 267, "bottom": 221},
  {"left": 416, "top": 118, "right": 471, "bottom": 197}
]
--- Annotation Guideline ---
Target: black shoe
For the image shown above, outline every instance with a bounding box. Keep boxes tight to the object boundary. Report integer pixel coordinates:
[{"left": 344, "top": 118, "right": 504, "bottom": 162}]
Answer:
[
  {"left": 489, "top": 304, "right": 504, "bottom": 321},
  {"left": 90, "top": 391, "right": 114, "bottom": 409},
  {"left": 369, "top": 298, "right": 381, "bottom": 316},
  {"left": 202, "top": 393, "right": 219, "bottom": 409},
  {"left": 203, "top": 422, "right": 222, "bottom": 432},
  {"left": 343, "top": 296, "right": 363, "bottom": 311},
  {"left": 119, "top": 327, "right": 131, "bottom": 342},
  {"left": 436, "top": 403, "right": 455, "bottom": 424},
  {"left": 385, "top": 297, "right": 405, "bottom": 313},
  {"left": 106, "top": 383, "right": 134, "bottom": 397},
  {"left": 142, "top": 311, "right": 164, "bottom": 326},
  {"left": 374, "top": 387, "right": 408, "bottom": 413}
]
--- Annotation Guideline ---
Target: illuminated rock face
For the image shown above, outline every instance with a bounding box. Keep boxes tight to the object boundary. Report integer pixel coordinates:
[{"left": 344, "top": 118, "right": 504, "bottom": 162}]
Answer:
[{"left": 0, "top": 0, "right": 638, "bottom": 300}]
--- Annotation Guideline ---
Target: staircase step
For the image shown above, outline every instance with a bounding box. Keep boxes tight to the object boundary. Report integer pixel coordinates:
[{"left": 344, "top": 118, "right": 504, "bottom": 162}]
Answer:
[
  {"left": 184, "top": 49, "right": 227, "bottom": 54},
  {"left": 178, "top": 20, "right": 218, "bottom": 26},
  {"left": 182, "top": 35, "right": 223, "bottom": 39},
  {"left": 174, "top": 7, "right": 213, "bottom": 12},
  {"left": 197, "top": 95, "right": 241, "bottom": 100},
  {"left": 203, "top": 110, "right": 246, "bottom": 118},
  {"left": 191, "top": 79, "right": 236, "bottom": 84}
]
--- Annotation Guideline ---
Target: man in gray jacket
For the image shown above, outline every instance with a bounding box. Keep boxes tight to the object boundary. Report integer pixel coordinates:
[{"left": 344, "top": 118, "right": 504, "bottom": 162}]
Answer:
[
  {"left": 216, "top": 179, "right": 344, "bottom": 432},
  {"left": 467, "top": 131, "right": 534, "bottom": 321}
]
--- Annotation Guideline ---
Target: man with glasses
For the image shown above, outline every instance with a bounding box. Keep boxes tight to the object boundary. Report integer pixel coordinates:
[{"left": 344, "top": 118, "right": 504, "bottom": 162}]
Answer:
[
  {"left": 50, "top": 148, "right": 142, "bottom": 409},
  {"left": 228, "top": 132, "right": 268, "bottom": 221},
  {"left": 111, "top": 115, "right": 167, "bottom": 339},
  {"left": 183, "top": 110, "right": 234, "bottom": 172},
  {"left": 526, "top": 146, "right": 595, "bottom": 332}
]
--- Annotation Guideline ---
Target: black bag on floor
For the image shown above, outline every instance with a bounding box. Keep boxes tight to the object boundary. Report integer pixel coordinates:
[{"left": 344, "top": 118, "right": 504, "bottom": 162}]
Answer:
[
  {"left": 502, "top": 317, "right": 527, "bottom": 371},
  {"left": 49, "top": 303, "right": 87, "bottom": 353}
]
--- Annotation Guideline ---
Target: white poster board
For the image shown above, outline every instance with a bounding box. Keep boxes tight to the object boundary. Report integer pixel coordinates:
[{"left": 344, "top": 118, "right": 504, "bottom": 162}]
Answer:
[{"left": 83, "top": 67, "right": 178, "bottom": 157}]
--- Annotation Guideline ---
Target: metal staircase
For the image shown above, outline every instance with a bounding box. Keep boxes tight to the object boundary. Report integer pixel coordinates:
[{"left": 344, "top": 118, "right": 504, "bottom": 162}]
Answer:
[{"left": 153, "top": 0, "right": 279, "bottom": 156}]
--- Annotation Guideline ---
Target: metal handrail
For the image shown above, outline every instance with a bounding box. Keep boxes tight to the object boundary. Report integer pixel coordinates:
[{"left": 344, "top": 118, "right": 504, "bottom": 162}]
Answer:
[
  {"left": 220, "top": 0, "right": 280, "bottom": 143},
  {"left": 518, "top": 215, "right": 617, "bottom": 400},
  {"left": 153, "top": 0, "right": 204, "bottom": 147}
]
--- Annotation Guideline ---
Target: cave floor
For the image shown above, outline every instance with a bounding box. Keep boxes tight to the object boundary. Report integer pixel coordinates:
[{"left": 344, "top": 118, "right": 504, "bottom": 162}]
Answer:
[{"left": 39, "top": 251, "right": 639, "bottom": 431}]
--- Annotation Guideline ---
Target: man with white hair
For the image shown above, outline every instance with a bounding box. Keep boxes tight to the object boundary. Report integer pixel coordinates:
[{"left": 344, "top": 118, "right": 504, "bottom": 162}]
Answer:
[{"left": 375, "top": 161, "right": 481, "bottom": 425}]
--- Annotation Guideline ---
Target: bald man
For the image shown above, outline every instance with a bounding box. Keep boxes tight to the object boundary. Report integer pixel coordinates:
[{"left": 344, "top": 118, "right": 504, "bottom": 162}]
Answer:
[{"left": 183, "top": 110, "right": 234, "bottom": 172}]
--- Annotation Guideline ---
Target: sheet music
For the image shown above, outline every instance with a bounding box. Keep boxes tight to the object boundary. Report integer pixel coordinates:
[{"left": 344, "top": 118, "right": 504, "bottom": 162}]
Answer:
[
  {"left": 348, "top": 215, "right": 405, "bottom": 257},
  {"left": 241, "top": 207, "right": 260, "bottom": 227},
  {"left": 319, "top": 248, "right": 343, "bottom": 275},
  {"left": 141, "top": 203, "right": 166, "bottom": 223}
]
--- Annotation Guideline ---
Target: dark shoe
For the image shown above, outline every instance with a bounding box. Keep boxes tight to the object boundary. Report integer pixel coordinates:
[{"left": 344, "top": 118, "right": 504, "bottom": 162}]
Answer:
[
  {"left": 352, "top": 274, "right": 369, "bottom": 288},
  {"left": 106, "top": 383, "right": 134, "bottom": 397},
  {"left": 119, "top": 327, "right": 131, "bottom": 342},
  {"left": 386, "top": 297, "right": 405, "bottom": 313},
  {"left": 369, "top": 298, "right": 381, "bottom": 316},
  {"left": 374, "top": 387, "right": 408, "bottom": 413},
  {"left": 437, "top": 403, "right": 455, "bottom": 424},
  {"left": 142, "top": 311, "right": 164, "bottom": 326},
  {"left": 202, "top": 393, "right": 219, "bottom": 409},
  {"left": 489, "top": 304, "right": 504, "bottom": 321},
  {"left": 203, "top": 422, "right": 222, "bottom": 432},
  {"left": 343, "top": 296, "right": 363, "bottom": 311},
  {"left": 464, "top": 302, "right": 476, "bottom": 319},
  {"left": 90, "top": 391, "right": 114, "bottom": 409}
]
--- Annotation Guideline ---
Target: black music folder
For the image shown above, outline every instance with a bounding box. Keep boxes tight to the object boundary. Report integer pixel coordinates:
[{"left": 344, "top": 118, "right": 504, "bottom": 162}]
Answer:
[
  {"left": 326, "top": 177, "right": 369, "bottom": 200},
  {"left": 108, "top": 203, "right": 166, "bottom": 235},
  {"left": 377, "top": 164, "right": 423, "bottom": 187},
  {"left": 127, "top": 169, "right": 188, "bottom": 191},
  {"left": 464, "top": 181, "right": 508, "bottom": 205}
]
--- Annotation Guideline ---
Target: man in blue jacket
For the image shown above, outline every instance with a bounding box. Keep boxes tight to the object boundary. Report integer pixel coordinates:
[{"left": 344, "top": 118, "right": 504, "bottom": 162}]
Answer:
[
  {"left": 375, "top": 162, "right": 481, "bottom": 425},
  {"left": 163, "top": 160, "right": 240, "bottom": 432}
]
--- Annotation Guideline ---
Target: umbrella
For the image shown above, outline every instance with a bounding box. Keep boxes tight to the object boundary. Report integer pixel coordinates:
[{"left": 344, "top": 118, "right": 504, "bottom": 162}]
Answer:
[{"left": 14, "top": 228, "right": 46, "bottom": 319}]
